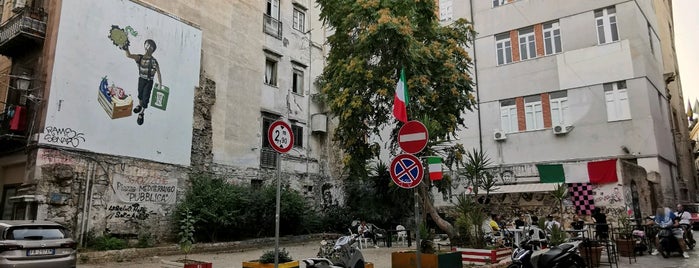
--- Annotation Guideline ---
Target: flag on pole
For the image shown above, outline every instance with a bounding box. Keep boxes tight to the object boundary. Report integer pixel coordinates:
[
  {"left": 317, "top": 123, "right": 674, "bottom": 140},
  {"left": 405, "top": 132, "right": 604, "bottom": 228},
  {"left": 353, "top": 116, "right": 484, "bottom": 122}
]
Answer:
[
  {"left": 427, "top": 156, "right": 442, "bottom": 181},
  {"left": 536, "top": 159, "right": 618, "bottom": 184},
  {"left": 687, "top": 100, "right": 693, "bottom": 120},
  {"left": 393, "top": 68, "right": 408, "bottom": 123}
]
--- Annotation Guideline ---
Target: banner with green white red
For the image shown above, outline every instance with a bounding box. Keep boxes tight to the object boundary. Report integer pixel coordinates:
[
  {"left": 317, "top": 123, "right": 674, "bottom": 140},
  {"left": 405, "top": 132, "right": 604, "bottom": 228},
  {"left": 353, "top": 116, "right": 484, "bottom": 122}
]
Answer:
[
  {"left": 427, "top": 156, "right": 442, "bottom": 181},
  {"left": 535, "top": 159, "right": 618, "bottom": 184}
]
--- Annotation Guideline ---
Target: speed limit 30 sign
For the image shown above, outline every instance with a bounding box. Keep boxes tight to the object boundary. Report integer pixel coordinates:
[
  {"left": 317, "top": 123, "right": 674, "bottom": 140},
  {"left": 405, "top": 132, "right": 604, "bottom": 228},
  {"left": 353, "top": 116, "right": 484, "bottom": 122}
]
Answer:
[{"left": 268, "top": 120, "right": 294, "bottom": 153}]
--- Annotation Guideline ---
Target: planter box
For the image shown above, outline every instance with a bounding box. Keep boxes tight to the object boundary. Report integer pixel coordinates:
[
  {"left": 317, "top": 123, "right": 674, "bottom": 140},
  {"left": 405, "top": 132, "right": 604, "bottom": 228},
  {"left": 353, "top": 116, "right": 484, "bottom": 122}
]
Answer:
[
  {"left": 579, "top": 246, "right": 603, "bottom": 267},
  {"left": 391, "top": 251, "right": 461, "bottom": 268},
  {"left": 453, "top": 247, "right": 512, "bottom": 265},
  {"left": 616, "top": 238, "right": 635, "bottom": 257},
  {"left": 241, "top": 261, "right": 299, "bottom": 268},
  {"left": 161, "top": 259, "right": 213, "bottom": 268}
]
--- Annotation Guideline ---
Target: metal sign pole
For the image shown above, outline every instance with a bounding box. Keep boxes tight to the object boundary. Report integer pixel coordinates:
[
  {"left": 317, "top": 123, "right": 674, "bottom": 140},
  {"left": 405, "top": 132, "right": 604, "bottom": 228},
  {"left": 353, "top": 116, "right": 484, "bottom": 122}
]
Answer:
[
  {"left": 274, "top": 153, "right": 281, "bottom": 268},
  {"left": 414, "top": 187, "right": 421, "bottom": 268}
]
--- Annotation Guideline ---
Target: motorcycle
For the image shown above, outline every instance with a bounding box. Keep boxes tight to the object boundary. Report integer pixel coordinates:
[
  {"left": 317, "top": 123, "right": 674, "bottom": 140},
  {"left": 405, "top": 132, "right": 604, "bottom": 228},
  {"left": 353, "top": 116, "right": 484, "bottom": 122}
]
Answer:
[
  {"left": 680, "top": 224, "right": 696, "bottom": 250},
  {"left": 303, "top": 234, "right": 366, "bottom": 268},
  {"left": 657, "top": 226, "right": 685, "bottom": 258},
  {"left": 508, "top": 239, "right": 586, "bottom": 268}
]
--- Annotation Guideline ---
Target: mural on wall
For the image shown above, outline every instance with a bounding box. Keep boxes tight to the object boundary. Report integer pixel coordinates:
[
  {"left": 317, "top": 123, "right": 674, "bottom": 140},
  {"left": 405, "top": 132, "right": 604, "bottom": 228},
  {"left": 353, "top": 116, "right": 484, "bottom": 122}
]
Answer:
[{"left": 41, "top": 0, "right": 202, "bottom": 165}]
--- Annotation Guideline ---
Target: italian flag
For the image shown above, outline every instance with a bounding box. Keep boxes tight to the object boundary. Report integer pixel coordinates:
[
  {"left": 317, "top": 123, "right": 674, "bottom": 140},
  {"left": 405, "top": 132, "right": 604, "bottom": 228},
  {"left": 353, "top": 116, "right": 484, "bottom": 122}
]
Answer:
[
  {"left": 536, "top": 159, "right": 618, "bottom": 184},
  {"left": 393, "top": 68, "right": 408, "bottom": 123},
  {"left": 427, "top": 156, "right": 442, "bottom": 181}
]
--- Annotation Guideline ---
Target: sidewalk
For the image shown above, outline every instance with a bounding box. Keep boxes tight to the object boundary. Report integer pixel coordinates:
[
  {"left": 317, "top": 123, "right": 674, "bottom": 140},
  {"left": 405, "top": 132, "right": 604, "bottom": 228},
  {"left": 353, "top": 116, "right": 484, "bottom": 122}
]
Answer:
[{"left": 80, "top": 243, "right": 699, "bottom": 268}]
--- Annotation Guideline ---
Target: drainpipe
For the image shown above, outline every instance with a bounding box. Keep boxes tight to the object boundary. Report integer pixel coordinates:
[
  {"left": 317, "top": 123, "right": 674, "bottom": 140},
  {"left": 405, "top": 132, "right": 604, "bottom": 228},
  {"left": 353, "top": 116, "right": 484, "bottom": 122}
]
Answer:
[{"left": 469, "top": 0, "right": 482, "bottom": 152}]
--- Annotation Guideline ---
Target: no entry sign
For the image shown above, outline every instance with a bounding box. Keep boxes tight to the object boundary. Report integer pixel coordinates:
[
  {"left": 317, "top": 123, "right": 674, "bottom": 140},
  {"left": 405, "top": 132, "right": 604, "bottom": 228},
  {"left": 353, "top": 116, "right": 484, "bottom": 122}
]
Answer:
[
  {"left": 268, "top": 120, "right": 294, "bottom": 153},
  {"left": 390, "top": 154, "right": 424, "bottom": 189},
  {"left": 398, "top": 120, "right": 428, "bottom": 154}
]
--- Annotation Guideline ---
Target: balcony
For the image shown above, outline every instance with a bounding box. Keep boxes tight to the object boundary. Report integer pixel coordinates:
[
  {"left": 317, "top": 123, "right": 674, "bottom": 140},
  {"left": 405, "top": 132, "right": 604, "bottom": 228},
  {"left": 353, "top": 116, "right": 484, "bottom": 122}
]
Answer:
[
  {"left": 0, "top": 104, "right": 29, "bottom": 151},
  {"left": 263, "top": 13, "right": 282, "bottom": 39},
  {"left": 0, "top": 8, "right": 47, "bottom": 57}
]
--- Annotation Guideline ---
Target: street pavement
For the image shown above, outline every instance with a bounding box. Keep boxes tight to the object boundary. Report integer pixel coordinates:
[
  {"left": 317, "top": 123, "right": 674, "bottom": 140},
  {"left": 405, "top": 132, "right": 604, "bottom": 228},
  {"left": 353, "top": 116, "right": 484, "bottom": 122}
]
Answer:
[{"left": 80, "top": 242, "right": 699, "bottom": 268}]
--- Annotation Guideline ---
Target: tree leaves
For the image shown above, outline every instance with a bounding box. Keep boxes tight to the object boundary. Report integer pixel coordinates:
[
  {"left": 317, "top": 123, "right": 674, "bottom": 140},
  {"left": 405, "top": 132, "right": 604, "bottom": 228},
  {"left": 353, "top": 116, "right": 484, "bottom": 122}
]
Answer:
[{"left": 316, "top": 0, "right": 477, "bottom": 177}]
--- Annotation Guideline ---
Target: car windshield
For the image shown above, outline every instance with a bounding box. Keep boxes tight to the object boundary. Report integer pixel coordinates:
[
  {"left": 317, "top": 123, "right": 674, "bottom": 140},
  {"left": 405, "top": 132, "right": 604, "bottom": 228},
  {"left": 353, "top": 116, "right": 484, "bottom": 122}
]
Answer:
[{"left": 6, "top": 226, "right": 68, "bottom": 240}]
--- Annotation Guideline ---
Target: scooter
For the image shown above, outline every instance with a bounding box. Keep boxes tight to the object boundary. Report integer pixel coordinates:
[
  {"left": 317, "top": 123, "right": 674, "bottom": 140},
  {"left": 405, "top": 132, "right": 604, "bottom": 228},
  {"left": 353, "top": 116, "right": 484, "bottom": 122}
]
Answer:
[
  {"left": 680, "top": 224, "right": 696, "bottom": 250},
  {"left": 303, "top": 233, "right": 365, "bottom": 268},
  {"left": 657, "top": 226, "right": 685, "bottom": 258},
  {"left": 508, "top": 239, "right": 586, "bottom": 268}
]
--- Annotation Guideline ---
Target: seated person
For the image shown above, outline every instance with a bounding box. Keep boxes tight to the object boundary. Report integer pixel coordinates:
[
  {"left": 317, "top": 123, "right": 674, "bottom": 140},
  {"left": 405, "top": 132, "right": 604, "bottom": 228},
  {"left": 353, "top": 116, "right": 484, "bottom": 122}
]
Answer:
[
  {"left": 357, "top": 221, "right": 379, "bottom": 248},
  {"left": 544, "top": 215, "right": 561, "bottom": 232},
  {"left": 514, "top": 214, "right": 526, "bottom": 229}
]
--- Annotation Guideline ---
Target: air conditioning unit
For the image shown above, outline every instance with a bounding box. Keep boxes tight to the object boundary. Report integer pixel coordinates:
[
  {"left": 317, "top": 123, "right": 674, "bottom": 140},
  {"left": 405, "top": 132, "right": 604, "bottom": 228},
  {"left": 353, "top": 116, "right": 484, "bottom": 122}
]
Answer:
[
  {"left": 12, "top": 0, "right": 26, "bottom": 12},
  {"left": 493, "top": 130, "right": 507, "bottom": 141},
  {"left": 553, "top": 124, "right": 573, "bottom": 135}
]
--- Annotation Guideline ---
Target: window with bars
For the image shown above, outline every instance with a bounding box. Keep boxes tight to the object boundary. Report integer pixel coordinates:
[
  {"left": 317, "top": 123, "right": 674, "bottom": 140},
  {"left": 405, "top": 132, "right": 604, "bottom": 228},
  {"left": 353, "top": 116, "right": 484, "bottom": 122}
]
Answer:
[
  {"left": 543, "top": 21, "right": 561, "bottom": 55},
  {"left": 291, "top": 124, "right": 303, "bottom": 148},
  {"left": 604, "top": 81, "right": 630, "bottom": 121},
  {"left": 261, "top": 115, "right": 279, "bottom": 168},
  {"left": 595, "top": 6, "right": 619, "bottom": 44},
  {"left": 500, "top": 99, "right": 518, "bottom": 133}
]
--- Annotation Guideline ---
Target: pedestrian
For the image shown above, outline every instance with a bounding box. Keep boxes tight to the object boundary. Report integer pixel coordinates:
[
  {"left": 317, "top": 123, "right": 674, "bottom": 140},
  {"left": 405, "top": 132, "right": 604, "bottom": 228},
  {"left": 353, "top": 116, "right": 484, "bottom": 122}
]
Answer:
[{"left": 591, "top": 207, "right": 609, "bottom": 240}]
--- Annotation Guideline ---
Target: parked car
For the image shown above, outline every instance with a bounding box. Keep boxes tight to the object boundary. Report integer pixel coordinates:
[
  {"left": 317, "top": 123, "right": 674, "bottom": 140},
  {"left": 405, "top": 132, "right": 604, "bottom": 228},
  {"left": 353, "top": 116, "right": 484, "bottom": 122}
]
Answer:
[
  {"left": 0, "top": 221, "right": 77, "bottom": 268},
  {"left": 680, "top": 203, "right": 699, "bottom": 230}
]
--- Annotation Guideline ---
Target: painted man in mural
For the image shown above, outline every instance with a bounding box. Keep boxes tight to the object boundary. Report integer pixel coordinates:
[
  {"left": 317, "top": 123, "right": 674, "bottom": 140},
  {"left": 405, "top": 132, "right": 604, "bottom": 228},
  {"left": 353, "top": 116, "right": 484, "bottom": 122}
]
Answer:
[{"left": 124, "top": 39, "right": 162, "bottom": 125}]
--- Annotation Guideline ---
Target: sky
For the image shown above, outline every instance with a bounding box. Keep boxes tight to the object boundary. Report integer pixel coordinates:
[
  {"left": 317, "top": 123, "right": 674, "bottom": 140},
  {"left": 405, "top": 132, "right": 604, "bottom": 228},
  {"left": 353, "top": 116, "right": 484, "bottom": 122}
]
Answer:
[{"left": 673, "top": 1, "right": 699, "bottom": 107}]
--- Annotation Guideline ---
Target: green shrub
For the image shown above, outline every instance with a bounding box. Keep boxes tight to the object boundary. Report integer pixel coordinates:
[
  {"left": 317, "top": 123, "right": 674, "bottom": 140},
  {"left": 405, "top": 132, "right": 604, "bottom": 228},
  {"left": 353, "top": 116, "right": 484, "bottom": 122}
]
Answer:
[
  {"left": 86, "top": 235, "right": 127, "bottom": 251},
  {"left": 259, "top": 248, "right": 293, "bottom": 263}
]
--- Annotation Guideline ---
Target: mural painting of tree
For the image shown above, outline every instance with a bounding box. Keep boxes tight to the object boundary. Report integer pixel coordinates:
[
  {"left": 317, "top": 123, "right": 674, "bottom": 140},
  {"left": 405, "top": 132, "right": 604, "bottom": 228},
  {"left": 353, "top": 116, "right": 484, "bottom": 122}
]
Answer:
[{"left": 316, "top": 0, "right": 477, "bottom": 238}]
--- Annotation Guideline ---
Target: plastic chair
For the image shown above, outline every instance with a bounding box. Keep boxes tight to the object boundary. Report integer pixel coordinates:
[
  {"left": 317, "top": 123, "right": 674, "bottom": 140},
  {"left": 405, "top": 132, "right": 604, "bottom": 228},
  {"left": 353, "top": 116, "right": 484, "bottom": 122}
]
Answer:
[
  {"left": 396, "top": 225, "right": 407, "bottom": 245},
  {"left": 351, "top": 227, "right": 369, "bottom": 249}
]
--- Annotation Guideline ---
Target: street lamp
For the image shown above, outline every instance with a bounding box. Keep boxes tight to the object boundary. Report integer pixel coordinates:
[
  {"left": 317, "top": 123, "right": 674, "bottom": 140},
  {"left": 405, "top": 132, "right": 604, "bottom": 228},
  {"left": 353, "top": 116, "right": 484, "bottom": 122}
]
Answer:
[{"left": 15, "top": 74, "right": 32, "bottom": 91}]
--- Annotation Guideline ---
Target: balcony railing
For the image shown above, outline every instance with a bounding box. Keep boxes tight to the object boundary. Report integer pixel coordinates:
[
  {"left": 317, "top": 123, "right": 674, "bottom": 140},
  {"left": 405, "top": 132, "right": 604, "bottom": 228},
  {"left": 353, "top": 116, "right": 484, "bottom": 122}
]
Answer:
[
  {"left": 263, "top": 13, "right": 282, "bottom": 39},
  {"left": 0, "top": 8, "right": 47, "bottom": 57}
]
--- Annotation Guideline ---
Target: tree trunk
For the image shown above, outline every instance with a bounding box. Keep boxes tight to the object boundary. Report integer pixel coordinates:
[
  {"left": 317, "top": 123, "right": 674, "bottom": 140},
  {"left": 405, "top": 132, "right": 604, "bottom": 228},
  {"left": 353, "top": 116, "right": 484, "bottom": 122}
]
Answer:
[{"left": 419, "top": 183, "right": 455, "bottom": 238}]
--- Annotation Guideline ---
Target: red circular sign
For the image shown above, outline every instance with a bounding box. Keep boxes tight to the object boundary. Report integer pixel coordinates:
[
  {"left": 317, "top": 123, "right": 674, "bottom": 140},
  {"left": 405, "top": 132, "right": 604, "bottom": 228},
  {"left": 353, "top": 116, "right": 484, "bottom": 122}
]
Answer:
[
  {"left": 398, "top": 121, "right": 428, "bottom": 154},
  {"left": 390, "top": 154, "right": 424, "bottom": 189},
  {"left": 268, "top": 120, "right": 294, "bottom": 153}
]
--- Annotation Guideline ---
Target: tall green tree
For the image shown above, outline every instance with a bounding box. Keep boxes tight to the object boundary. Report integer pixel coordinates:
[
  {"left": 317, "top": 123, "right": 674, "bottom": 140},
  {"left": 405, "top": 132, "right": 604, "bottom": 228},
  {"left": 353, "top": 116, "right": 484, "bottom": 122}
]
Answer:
[{"left": 316, "top": 0, "right": 477, "bottom": 237}]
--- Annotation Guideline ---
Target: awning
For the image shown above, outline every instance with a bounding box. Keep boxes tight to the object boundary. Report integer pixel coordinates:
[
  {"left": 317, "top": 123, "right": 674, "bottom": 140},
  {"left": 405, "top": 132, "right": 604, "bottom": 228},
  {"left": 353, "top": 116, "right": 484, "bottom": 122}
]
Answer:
[{"left": 469, "top": 183, "right": 557, "bottom": 194}]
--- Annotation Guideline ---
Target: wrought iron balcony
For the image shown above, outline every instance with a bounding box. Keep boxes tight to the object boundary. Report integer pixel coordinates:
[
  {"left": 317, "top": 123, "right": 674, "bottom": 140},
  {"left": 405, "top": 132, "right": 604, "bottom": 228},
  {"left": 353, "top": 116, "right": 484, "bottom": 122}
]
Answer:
[
  {"left": 263, "top": 13, "right": 282, "bottom": 39},
  {"left": 0, "top": 8, "right": 47, "bottom": 57},
  {"left": 0, "top": 104, "right": 30, "bottom": 152}
]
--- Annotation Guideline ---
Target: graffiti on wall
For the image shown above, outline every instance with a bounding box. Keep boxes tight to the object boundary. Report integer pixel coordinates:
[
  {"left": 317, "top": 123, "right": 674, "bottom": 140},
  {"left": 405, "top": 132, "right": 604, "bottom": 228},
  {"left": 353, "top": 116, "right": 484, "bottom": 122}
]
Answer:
[
  {"left": 113, "top": 173, "right": 177, "bottom": 204},
  {"left": 106, "top": 203, "right": 152, "bottom": 220}
]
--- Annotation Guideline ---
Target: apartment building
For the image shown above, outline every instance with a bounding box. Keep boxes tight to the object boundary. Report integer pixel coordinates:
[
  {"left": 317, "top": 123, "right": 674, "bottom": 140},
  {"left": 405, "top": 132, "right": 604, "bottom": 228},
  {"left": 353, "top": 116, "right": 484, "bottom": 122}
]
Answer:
[
  {"left": 433, "top": 0, "right": 696, "bottom": 211},
  {"left": 0, "top": 0, "right": 334, "bottom": 241}
]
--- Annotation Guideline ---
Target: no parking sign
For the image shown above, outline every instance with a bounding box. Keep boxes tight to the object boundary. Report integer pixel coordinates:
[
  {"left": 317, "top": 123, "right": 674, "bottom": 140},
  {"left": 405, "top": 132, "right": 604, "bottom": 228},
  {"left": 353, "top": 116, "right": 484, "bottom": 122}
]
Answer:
[{"left": 390, "top": 154, "right": 424, "bottom": 189}]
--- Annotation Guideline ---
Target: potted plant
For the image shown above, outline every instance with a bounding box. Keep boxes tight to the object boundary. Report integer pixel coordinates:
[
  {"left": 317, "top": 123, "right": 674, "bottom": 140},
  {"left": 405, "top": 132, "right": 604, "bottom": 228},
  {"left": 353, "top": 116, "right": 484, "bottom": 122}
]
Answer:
[
  {"left": 579, "top": 239, "right": 603, "bottom": 267},
  {"left": 615, "top": 214, "right": 635, "bottom": 257},
  {"left": 242, "top": 248, "right": 300, "bottom": 268},
  {"left": 391, "top": 224, "right": 462, "bottom": 268},
  {"left": 162, "top": 208, "right": 213, "bottom": 268}
]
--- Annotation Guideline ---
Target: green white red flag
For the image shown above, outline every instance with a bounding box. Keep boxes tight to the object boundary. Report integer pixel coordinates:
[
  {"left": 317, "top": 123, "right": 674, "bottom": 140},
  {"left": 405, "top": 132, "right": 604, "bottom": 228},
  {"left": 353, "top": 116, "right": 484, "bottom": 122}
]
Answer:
[
  {"left": 393, "top": 68, "right": 408, "bottom": 123},
  {"left": 427, "top": 156, "right": 442, "bottom": 181}
]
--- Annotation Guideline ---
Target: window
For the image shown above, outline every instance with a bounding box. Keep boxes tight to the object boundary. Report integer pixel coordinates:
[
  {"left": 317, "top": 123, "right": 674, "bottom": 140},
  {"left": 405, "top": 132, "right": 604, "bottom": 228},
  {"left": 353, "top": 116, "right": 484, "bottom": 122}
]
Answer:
[
  {"left": 266, "top": 0, "right": 279, "bottom": 19},
  {"left": 604, "top": 81, "right": 631, "bottom": 121},
  {"left": 524, "top": 95, "right": 544, "bottom": 130},
  {"left": 264, "top": 58, "right": 277, "bottom": 86},
  {"left": 293, "top": 8, "right": 305, "bottom": 32},
  {"left": 543, "top": 21, "right": 561, "bottom": 55},
  {"left": 493, "top": 0, "right": 507, "bottom": 7},
  {"left": 518, "top": 27, "right": 536, "bottom": 60},
  {"left": 291, "top": 124, "right": 303, "bottom": 147},
  {"left": 496, "top": 33, "right": 512, "bottom": 65},
  {"left": 549, "top": 91, "right": 568, "bottom": 125},
  {"left": 595, "top": 6, "right": 619, "bottom": 44},
  {"left": 251, "top": 179, "right": 263, "bottom": 189},
  {"left": 292, "top": 69, "right": 304, "bottom": 95},
  {"left": 500, "top": 99, "right": 518, "bottom": 133},
  {"left": 261, "top": 114, "right": 279, "bottom": 168}
]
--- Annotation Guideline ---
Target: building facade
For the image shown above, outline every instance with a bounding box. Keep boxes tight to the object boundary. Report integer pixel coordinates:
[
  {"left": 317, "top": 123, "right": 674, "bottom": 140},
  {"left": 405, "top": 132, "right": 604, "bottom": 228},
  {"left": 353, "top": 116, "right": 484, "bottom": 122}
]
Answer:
[
  {"left": 0, "top": 0, "right": 338, "bottom": 242},
  {"left": 433, "top": 0, "right": 696, "bottom": 212}
]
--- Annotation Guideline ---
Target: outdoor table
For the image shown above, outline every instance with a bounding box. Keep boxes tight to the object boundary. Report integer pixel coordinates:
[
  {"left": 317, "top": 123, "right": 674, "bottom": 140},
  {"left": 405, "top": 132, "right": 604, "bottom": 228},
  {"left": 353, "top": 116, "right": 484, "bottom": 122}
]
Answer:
[{"left": 505, "top": 228, "right": 525, "bottom": 246}]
